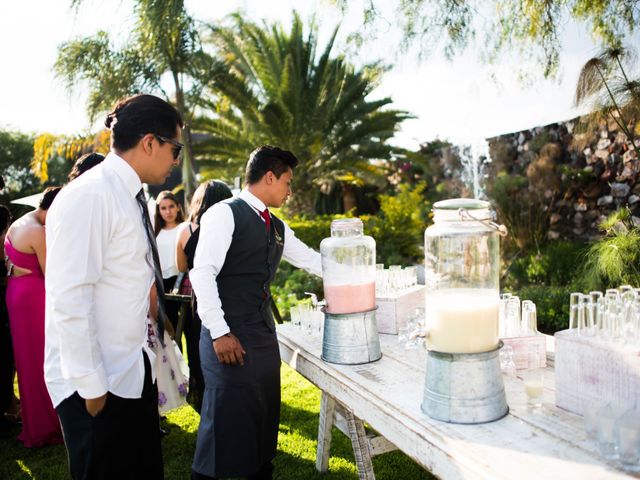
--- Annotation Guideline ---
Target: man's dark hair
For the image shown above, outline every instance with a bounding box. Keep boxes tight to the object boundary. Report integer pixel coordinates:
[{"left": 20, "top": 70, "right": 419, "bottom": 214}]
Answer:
[
  {"left": 68, "top": 152, "right": 106, "bottom": 182},
  {"left": 39, "top": 186, "right": 62, "bottom": 210},
  {"left": 0, "top": 175, "right": 5, "bottom": 191},
  {"left": 105, "top": 94, "right": 184, "bottom": 152},
  {"left": 244, "top": 145, "right": 299, "bottom": 185},
  {"left": 0, "top": 205, "right": 11, "bottom": 233}
]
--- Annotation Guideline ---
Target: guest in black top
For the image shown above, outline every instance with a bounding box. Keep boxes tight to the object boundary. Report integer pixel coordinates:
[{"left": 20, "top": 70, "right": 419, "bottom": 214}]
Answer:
[{"left": 176, "top": 180, "right": 232, "bottom": 412}]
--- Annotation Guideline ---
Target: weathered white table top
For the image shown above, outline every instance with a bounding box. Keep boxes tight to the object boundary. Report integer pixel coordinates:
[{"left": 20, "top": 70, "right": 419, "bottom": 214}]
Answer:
[{"left": 277, "top": 324, "right": 638, "bottom": 480}]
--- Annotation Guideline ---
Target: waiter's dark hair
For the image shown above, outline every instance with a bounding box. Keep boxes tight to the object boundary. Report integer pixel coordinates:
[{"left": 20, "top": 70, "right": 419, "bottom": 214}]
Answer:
[
  {"left": 39, "top": 186, "right": 62, "bottom": 210},
  {"left": 244, "top": 145, "right": 298, "bottom": 185},
  {"left": 105, "top": 94, "right": 183, "bottom": 152}
]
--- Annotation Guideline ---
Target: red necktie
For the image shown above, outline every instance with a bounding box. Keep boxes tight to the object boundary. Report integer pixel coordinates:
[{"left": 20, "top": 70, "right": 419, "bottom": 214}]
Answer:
[{"left": 260, "top": 208, "right": 271, "bottom": 232}]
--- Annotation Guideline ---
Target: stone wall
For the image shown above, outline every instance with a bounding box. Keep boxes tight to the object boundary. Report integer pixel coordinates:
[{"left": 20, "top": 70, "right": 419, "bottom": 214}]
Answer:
[{"left": 486, "top": 115, "right": 640, "bottom": 242}]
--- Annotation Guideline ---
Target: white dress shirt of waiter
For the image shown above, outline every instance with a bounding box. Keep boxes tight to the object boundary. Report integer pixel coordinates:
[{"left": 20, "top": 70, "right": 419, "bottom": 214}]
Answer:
[
  {"left": 190, "top": 186, "right": 322, "bottom": 342},
  {"left": 44, "top": 93, "right": 183, "bottom": 480}
]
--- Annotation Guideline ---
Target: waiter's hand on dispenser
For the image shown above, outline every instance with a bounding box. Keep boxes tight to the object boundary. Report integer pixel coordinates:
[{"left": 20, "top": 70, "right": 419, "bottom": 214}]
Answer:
[{"left": 213, "top": 333, "right": 246, "bottom": 365}]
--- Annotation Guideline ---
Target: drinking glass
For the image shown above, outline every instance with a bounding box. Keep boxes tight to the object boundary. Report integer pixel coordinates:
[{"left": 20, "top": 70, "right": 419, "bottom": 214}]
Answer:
[
  {"left": 499, "top": 344, "right": 517, "bottom": 377},
  {"left": 521, "top": 300, "right": 537, "bottom": 335},
  {"left": 615, "top": 408, "right": 640, "bottom": 471},
  {"left": 583, "top": 400, "right": 604, "bottom": 438},
  {"left": 589, "top": 291, "right": 603, "bottom": 333},
  {"left": 523, "top": 344, "right": 544, "bottom": 408},
  {"left": 597, "top": 404, "right": 621, "bottom": 460},
  {"left": 578, "top": 294, "right": 593, "bottom": 334},
  {"left": 299, "top": 304, "right": 312, "bottom": 332},
  {"left": 290, "top": 305, "right": 301, "bottom": 328},
  {"left": 506, "top": 296, "right": 521, "bottom": 337},
  {"left": 569, "top": 292, "right": 581, "bottom": 330}
]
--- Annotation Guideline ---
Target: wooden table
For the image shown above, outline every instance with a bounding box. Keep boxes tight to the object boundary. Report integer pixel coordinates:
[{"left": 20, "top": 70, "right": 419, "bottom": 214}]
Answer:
[{"left": 277, "top": 324, "right": 637, "bottom": 480}]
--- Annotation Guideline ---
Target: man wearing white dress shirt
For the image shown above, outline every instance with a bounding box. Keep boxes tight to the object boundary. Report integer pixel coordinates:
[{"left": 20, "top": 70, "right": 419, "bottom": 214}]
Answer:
[
  {"left": 190, "top": 146, "right": 322, "bottom": 480},
  {"left": 44, "top": 94, "right": 183, "bottom": 480}
]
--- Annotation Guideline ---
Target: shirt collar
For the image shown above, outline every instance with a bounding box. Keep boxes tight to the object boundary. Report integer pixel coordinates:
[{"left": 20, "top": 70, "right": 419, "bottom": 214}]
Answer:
[
  {"left": 239, "top": 188, "right": 267, "bottom": 213},
  {"left": 104, "top": 152, "right": 143, "bottom": 198}
]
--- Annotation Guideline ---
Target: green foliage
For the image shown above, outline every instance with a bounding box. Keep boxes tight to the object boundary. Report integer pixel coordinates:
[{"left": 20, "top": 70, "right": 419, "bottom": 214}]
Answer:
[
  {"left": 574, "top": 45, "right": 640, "bottom": 158},
  {"left": 368, "top": 183, "right": 428, "bottom": 265},
  {"left": 272, "top": 263, "right": 324, "bottom": 320},
  {"left": 195, "top": 12, "right": 411, "bottom": 214},
  {"left": 331, "top": 0, "right": 639, "bottom": 78},
  {"left": 580, "top": 208, "right": 640, "bottom": 290},
  {"left": 487, "top": 173, "right": 551, "bottom": 252},
  {"left": 504, "top": 241, "right": 587, "bottom": 290},
  {"left": 0, "top": 130, "right": 42, "bottom": 219},
  {"left": 286, "top": 215, "right": 335, "bottom": 250},
  {"left": 515, "top": 285, "right": 572, "bottom": 334},
  {"left": 57, "top": 0, "right": 222, "bottom": 200}
]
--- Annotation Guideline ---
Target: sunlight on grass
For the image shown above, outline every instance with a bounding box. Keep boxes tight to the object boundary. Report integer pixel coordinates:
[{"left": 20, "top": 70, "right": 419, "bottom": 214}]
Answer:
[{"left": 1, "top": 363, "right": 432, "bottom": 479}]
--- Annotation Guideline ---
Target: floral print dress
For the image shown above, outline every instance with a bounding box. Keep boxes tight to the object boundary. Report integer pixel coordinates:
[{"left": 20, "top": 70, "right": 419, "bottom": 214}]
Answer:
[{"left": 147, "top": 320, "right": 189, "bottom": 414}]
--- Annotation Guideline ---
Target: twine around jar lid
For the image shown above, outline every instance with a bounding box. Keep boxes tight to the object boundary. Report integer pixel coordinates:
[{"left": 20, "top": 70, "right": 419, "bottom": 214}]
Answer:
[{"left": 433, "top": 198, "right": 508, "bottom": 237}]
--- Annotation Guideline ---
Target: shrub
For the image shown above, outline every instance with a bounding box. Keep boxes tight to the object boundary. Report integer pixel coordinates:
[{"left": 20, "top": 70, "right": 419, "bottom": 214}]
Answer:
[
  {"left": 504, "top": 240, "right": 587, "bottom": 290},
  {"left": 579, "top": 208, "right": 640, "bottom": 291},
  {"left": 367, "top": 182, "right": 428, "bottom": 266},
  {"left": 514, "top": 285, "right": 572, "bottom": 334}
]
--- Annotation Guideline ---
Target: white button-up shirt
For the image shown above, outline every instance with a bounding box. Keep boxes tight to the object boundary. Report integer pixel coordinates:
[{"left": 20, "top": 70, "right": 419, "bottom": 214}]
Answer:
[
  {"left": 44, "top": 152, "right": 155, "bottom": 408},
  {"left": 190, "top": 188, "right": 322, "bottom": 339}
]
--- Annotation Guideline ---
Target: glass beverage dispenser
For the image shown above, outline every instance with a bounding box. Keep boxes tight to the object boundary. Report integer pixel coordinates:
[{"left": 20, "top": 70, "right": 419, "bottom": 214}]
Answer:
[
  {"left": 320, "top": 218, "right": 381, "bottom": 365},
  {"left": 421, "top": 198, "right": 509, "bottom": 424},
  {"left": 424, "top": 199, "right": 502, "bottom": 354},
  {"left": 320, "top": 218, "right": 376, "bottom": 314}
]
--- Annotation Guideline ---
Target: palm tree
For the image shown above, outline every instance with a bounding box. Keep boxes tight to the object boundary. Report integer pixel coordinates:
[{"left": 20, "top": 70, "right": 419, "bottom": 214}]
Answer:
[
  {"left": 574, "top": 45, "right": 640, "bottom": 159},
  {"left": 194, "top": 12, "right": 412, "bottom": 214},
  {"left": 55, "top": 0, "right": 222, "bottom": 202}
]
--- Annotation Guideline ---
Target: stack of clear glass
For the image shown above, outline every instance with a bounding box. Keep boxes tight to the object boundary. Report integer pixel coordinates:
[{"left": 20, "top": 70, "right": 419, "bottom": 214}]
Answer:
[{"left": 568, "top": 285, "right": 640, "bottom": 344}]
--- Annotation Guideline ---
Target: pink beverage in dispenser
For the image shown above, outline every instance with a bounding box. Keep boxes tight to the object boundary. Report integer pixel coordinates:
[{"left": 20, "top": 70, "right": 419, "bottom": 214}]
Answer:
[
  {"left": 323, "top": 282, "right": 376, "bottom": 314},
  {"left": 320, "top": 218, "right": 376, "bottom": 314}
]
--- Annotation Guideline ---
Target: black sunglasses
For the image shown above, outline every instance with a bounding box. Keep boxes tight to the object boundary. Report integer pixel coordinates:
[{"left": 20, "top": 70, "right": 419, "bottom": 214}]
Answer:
[{"left": 153, "top": 134, "right": 184, "bottom": 160}]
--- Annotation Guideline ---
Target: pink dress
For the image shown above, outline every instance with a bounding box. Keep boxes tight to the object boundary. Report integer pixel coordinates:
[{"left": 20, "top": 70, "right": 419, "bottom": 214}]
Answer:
[{"left": 5, "top": 238, "right": 62, "bottom": 447}]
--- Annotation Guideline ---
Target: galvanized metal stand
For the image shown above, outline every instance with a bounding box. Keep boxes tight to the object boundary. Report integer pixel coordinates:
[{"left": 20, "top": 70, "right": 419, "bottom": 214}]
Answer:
[{"left": 316, "top": 392, "right": 397, "bottom": 479}]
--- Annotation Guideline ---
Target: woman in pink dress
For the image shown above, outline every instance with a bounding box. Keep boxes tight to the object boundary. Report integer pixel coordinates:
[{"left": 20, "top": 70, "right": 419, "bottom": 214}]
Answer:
[{"left": 5, "top": 187, "right": 63, "bottom": 447}]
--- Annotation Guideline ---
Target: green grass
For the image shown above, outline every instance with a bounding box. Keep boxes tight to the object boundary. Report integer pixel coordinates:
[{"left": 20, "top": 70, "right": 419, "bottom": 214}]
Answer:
[{"left": 0, "top": 365, "right": 433, "bottom": 479}]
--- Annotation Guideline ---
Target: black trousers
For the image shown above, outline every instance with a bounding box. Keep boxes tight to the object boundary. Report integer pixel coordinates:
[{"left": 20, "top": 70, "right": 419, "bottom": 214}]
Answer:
[
  {"left": 56, "top": 352, "right": 163, "bottom": 480},
  {"left": 191, "top": 460, "right": 274, "bottom": 480}
]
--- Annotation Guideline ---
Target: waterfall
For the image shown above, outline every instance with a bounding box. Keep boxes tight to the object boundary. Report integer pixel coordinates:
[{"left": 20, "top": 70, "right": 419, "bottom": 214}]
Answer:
[{"left": 459, "top": 140, "right": 491, "bottom": 199}]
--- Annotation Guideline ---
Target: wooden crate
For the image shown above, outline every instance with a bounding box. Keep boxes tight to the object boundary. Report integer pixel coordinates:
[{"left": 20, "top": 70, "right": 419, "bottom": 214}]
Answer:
[
  {"left": 554, "top": 329, "right": 640, "bottom": 416},
  {"left": 376, "top": 285, "right": 425, "bottom": 335},
  {"left": 501, "top": 334, "right": 547, "bottom": 370}
]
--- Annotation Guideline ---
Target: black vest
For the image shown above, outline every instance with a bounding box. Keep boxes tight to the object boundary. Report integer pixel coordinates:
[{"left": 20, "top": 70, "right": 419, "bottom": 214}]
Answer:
[{"left": 217, "top": 197, "right": 285, "bottom": 331}]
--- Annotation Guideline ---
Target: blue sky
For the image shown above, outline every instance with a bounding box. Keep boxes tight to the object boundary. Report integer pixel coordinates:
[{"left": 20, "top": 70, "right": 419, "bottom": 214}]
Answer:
[{"left": 0, "top": 0, "right": 616, "bottom": 148}]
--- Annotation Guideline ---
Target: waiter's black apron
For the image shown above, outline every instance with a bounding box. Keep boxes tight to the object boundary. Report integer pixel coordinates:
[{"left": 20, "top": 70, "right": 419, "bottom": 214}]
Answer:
[{"left": 193, "top": 198, "right": 284, "bottom": 478}]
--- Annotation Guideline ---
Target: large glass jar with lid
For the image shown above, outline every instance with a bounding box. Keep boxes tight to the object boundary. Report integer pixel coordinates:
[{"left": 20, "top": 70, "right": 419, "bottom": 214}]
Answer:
[
  {"left": 320, "top": 218, "right": 376, "bottom": 314},
  {"left": 424, "top": 199, "right": 503, "bottom": 354}
]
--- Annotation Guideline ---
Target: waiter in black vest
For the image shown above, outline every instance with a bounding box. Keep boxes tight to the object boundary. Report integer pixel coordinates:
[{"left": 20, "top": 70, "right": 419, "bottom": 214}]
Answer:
[{"left": 190, "top": 146, "right": 322, "bottom": 479}]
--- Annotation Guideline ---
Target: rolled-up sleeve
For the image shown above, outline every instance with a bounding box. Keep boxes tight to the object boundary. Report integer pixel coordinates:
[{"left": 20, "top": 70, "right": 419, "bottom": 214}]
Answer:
[
  {"left": 45, "top": 189, "right": 109, "bottom": 400},
  {"left": 189, "top": 203, "right": 234, "bottom": 339}
]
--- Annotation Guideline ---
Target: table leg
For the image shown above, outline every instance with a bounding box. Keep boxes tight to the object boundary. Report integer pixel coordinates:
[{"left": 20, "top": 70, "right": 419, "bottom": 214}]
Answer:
[
  {"left": 316, "top": 392, "right": 336, "bottom": 472},
  {"left": 344, "top": 408, "right": 376, "bottom": 480}
]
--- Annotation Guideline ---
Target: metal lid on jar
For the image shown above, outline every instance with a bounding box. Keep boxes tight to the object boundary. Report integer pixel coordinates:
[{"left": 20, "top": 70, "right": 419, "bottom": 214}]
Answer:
[
  {"left": 330, "top": 218, "right": 363, "bottom": 237},
  {"left": 433, "top": 198, "right": 492, "bottom": 222}
]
